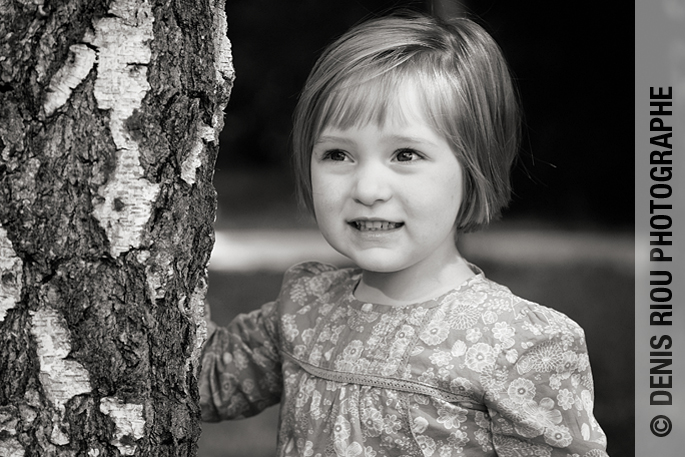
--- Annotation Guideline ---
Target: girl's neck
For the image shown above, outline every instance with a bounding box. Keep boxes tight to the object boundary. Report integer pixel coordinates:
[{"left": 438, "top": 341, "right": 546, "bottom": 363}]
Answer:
[{"left": 354, "top": 253, "right": 475, "bottom": 307}]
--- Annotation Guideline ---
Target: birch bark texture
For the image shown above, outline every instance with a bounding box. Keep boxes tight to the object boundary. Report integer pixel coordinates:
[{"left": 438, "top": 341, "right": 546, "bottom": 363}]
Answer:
[{"left": 0, "top": 0, "right": 234, "bottom": 455}]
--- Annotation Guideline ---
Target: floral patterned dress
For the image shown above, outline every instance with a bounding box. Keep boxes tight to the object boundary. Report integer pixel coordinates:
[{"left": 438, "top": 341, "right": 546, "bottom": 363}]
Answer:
[{"left": 200, "top": 262, "right": 609, "bottom": 457}]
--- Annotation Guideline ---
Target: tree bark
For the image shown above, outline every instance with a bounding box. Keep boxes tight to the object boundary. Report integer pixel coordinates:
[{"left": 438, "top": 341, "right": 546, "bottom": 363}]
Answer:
[{"left": 0, "top": 0, "right": 233, "bottom": 455}]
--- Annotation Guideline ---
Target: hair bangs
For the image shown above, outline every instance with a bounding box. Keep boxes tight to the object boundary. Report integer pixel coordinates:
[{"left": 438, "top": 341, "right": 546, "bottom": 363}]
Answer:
[{"left": 316, "top": 70, "right": 409, "bottom": 134}]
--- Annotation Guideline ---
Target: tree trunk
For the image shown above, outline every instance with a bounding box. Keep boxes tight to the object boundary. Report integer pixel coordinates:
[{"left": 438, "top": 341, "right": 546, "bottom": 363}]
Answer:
[{"left": 0, "top": 0, "right": 233, "bottom": 455}]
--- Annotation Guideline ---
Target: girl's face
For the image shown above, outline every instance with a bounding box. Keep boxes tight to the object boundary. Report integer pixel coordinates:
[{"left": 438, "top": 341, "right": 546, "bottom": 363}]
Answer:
[{"left": 310, "top": 85, "right": 464, "bottom": 277}]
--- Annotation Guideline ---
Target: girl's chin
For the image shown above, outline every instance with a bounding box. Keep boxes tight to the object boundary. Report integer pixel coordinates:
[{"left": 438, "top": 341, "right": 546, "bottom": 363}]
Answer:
[
  {"left": 346, "top": 254, "right": 408, "bottom": 274},
  {"left": 326, "top": 239, "right": 414, "bottom": 273}
]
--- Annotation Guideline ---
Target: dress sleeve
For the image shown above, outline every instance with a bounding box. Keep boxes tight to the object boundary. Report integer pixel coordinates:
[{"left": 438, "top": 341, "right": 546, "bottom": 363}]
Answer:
[
  {"left": 199, "top": 299, "right": 283, "bottom": 422},
  {"left": 198, "top": 261, "right": 338, "bottom": 422},
  {"left": 483, "top": 304, "right": 609, "bottom": 457}
]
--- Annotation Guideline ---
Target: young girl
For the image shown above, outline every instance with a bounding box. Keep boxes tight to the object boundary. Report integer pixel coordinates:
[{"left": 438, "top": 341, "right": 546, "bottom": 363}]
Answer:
[{"left": 201, "top": 12, "right": 609, "bottom": 457}]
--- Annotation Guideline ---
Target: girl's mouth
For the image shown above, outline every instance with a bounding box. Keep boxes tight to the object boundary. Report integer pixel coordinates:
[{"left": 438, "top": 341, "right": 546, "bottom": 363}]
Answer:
[{"left": 349, "top": 220, "right": 404, "bottom": 231}]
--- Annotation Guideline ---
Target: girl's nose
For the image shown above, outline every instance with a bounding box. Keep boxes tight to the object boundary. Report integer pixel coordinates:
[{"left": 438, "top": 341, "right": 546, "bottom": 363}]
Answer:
[{"left": 351, "top": 164, "right": 392, "bottom": 206}]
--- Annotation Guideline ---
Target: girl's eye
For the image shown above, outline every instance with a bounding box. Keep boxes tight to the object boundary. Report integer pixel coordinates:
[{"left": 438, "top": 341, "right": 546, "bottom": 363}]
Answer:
[
  {"left": 323, "top": 149, "right": 348, "bottom": 161},
  {"left": 395, "top": 148, "right": 422, "bottom": 162}
]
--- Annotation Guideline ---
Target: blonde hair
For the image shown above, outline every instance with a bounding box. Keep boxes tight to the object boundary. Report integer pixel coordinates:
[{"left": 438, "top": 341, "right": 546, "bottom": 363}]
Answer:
[{"left": 292, "top": 11, "right": 521, "bottom": 232}]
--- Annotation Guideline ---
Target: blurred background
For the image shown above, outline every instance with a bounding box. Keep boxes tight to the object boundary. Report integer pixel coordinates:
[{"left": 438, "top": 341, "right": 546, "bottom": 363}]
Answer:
[{"left": 200, "top": 0, "right": 634, "bottom": 456}]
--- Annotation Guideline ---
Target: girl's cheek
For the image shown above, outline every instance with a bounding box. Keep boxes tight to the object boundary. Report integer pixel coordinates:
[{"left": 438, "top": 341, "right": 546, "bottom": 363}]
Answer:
[{"left": 314, "top": 172, "right": 341, "bottom": 194}]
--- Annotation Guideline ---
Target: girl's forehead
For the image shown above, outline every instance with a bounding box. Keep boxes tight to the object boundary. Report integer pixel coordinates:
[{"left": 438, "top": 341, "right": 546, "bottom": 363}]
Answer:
[{"left": 319, "top": 75, "right": 439, "bottom": 134}]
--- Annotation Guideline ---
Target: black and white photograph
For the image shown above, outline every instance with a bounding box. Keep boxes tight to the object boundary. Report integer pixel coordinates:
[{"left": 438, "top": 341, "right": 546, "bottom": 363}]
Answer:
[{"left": 0, "top": 1, "right": 642, "bottom": 456}]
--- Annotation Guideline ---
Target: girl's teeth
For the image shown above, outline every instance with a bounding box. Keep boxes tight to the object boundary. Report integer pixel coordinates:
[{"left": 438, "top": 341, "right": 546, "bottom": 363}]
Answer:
[{"left": 355, "top": 221, "right": 401, "bottom": 231}]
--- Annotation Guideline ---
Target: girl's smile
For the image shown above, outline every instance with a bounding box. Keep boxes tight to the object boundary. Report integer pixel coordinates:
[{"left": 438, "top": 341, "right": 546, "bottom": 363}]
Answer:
[
  {"left": 348, "top": 219, "right": 404, "bottom": 232},
  {"left": 310, "top": 84, "right": 474, "bottom": 305}
]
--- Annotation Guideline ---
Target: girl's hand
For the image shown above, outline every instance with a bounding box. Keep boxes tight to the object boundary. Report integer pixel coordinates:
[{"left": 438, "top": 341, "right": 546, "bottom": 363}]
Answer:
[{"left": 204, "top": 299, "right": 217, "bottom": 340}]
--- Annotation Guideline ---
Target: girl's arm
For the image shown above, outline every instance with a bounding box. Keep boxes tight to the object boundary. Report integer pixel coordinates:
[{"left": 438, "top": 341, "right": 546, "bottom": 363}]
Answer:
[
  {"left": 199, "top": 299, "right": 282, "bottom": 422},
  {"left": 199, "top": 261, "right": 337, "bottom": 422},
  {"left": 484, "top": 309, "right": 608, "bottom": 456}
]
